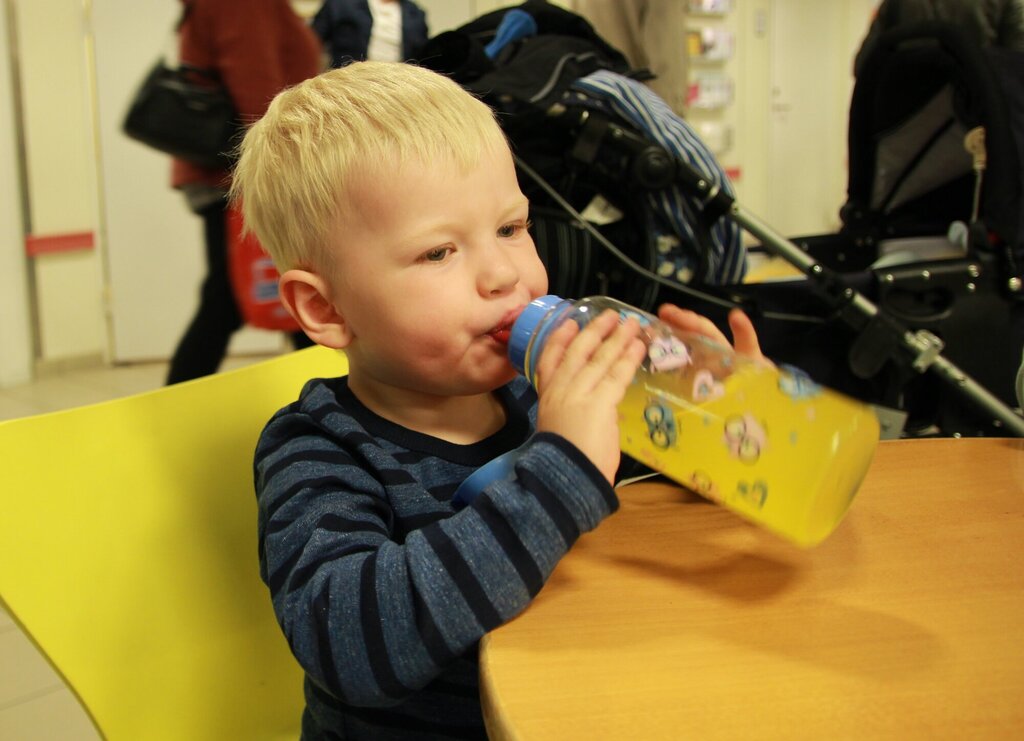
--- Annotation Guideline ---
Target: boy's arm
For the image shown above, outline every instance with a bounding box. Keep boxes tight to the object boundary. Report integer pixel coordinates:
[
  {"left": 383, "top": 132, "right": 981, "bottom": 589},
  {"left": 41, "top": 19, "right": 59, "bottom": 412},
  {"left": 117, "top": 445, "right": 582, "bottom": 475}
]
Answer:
[{"left": 257, "top": 413, "right": 615, "bottom": 709}]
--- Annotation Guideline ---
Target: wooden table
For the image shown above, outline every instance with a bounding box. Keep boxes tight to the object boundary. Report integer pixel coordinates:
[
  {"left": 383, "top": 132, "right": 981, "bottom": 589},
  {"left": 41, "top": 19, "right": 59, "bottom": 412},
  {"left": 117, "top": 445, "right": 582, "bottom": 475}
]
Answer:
[{"left": 481, "top": 438, "right": 1024, "bottom": 740}]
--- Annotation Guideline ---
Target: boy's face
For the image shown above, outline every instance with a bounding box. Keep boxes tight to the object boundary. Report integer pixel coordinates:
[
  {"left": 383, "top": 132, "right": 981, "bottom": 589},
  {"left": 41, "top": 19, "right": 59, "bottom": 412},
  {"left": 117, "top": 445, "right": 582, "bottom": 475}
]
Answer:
[{"left": 327, "top": 141, "right": 549, "bottom": 403}]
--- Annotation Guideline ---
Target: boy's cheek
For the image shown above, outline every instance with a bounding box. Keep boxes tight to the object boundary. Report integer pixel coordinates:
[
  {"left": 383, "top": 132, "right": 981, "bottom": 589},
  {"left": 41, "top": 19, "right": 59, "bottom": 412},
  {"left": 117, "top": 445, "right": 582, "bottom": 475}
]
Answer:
[{"left": 527, "top": 253, "right": 550, "bottom": 294}]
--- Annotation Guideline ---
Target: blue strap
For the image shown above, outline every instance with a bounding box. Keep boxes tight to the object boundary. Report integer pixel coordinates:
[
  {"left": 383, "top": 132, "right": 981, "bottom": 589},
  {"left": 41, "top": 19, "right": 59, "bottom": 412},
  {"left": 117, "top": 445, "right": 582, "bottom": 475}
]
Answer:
[
  {"left": 484, "top": 10, "right": 539, "bottom": 59},
  {"left": 451, "top": 447, "right": 523, "bottom": 509}
]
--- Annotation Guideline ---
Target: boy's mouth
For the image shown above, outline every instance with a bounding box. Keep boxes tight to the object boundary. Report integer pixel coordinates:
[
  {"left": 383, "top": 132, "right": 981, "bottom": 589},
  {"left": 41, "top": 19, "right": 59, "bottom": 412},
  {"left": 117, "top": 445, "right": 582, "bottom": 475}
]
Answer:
[
  {"left": 487, "top": 308, "right": 523, "bottom": 345},
  {"left": 489, "top": 327, "right": 512, "bottom": 345}
]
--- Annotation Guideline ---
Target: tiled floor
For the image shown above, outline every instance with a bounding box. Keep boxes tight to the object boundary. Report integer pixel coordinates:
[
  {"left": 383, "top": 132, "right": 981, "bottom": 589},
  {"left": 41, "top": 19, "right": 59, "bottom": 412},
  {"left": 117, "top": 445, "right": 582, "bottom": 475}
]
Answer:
[{"left": 0, "top": 353, "right": 276, "bottom": 739}]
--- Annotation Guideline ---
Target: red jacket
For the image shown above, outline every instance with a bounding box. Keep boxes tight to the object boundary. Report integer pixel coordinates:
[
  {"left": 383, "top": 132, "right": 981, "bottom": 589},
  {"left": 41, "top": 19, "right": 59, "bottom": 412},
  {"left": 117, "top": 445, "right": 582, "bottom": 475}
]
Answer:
[{"left": 172, "top": 0, "right": 322, "bottom": 189}]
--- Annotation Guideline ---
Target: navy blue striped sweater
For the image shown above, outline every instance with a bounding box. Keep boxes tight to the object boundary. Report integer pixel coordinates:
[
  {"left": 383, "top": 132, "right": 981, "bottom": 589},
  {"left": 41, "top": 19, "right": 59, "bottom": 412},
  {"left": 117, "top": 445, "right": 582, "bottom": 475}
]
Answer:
[{"left": 255, "top": 375, "right": 619, "bottom": 739}]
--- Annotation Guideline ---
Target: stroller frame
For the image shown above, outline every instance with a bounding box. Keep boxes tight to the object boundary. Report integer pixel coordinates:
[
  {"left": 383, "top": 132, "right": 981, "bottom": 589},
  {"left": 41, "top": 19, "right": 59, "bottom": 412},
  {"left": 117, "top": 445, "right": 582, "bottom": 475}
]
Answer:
[
  {"left": 734, "top": 196, "right": 1024, "bottom": 436},
  {"left": 519, "top": 109, "right": 1024, "bottom": 437}
]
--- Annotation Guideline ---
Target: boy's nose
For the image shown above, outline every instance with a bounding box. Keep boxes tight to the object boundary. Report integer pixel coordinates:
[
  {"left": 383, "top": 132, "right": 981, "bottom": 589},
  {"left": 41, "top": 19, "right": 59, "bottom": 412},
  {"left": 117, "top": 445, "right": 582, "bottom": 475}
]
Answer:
[{"left": 478, "top": 248, "right": 519, "bottom": 295}]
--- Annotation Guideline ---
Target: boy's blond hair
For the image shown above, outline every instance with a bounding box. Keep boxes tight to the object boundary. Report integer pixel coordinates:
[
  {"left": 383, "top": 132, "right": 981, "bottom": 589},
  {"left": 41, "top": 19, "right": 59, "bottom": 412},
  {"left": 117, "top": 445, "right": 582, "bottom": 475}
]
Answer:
[{"left": 231, "top": 61, "right": 508, "bottom": 272}]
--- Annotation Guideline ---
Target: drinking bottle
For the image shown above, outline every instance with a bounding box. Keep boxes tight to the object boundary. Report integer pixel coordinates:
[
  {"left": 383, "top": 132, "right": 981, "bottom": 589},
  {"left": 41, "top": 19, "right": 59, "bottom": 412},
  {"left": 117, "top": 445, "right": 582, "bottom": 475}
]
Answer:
[{"left": 502, "top": 295, "right": 880, "bottom": 547}]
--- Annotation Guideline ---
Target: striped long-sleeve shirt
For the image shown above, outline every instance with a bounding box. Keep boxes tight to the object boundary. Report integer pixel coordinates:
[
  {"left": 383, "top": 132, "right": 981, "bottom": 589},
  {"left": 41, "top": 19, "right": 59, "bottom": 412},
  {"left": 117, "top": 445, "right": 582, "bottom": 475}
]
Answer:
[{"left": 255, "top": 374, "right": 619, "bottom": 739}]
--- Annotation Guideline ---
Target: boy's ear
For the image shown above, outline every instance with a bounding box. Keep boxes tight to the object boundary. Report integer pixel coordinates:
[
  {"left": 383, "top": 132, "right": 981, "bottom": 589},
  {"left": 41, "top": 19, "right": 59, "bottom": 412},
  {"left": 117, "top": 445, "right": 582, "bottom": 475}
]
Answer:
[{"left": 278, "top": 269, "right": 352, "bottom": 349}]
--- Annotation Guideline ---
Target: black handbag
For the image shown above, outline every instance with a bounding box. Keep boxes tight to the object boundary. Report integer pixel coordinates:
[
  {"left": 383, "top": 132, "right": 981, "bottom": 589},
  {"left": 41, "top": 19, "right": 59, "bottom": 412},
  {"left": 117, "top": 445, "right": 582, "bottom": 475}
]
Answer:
[{"left": 123, "top": 59, "right": 241, "bottom": 169}]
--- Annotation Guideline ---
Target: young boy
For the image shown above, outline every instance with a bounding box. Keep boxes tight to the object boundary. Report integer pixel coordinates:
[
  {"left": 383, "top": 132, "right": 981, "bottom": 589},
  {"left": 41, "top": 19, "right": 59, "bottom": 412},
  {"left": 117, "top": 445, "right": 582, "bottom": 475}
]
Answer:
[{"left": 232, "top": 61, "right": 762, "bottom": 739}]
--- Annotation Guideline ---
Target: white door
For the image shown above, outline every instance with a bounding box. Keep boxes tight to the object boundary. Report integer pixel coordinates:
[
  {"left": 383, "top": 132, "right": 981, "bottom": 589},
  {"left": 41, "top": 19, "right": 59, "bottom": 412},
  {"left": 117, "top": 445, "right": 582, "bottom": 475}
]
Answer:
[
  {"left": 91, "top": 0, "right": 283, "bottom": 362},
  {"left": 765, "top": 0, "right": 851, "bottom": 237}
]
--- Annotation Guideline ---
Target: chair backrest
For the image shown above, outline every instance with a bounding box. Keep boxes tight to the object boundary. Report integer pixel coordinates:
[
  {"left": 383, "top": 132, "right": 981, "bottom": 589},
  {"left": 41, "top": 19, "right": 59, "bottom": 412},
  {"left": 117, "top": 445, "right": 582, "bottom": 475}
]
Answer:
[{"left": 0, "top": 346, "right": 348, "bottom": 740}]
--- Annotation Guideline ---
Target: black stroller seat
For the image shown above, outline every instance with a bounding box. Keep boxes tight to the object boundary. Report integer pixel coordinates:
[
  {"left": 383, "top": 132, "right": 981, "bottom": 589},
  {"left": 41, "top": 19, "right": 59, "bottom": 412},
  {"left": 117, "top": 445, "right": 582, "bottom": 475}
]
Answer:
[{"left": 803, "top": 22, "right": 1023, "bottom": 272}]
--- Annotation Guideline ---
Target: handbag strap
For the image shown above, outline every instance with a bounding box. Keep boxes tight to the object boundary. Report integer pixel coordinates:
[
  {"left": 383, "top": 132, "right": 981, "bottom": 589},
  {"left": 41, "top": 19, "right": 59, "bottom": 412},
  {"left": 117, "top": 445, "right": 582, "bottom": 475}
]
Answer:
[{"left": 178, "top": 63, "right": 221, "bottom": 84}]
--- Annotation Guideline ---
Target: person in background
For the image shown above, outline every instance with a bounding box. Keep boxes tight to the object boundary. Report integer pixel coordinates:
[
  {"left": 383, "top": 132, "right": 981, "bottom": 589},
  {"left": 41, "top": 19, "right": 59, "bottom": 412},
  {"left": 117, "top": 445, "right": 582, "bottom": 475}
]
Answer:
[
  {"left": 569, "top": 0, "right": 690, "bottom": 116},
  {"left": 312, "top": 0, "right": 429, "bottom": 67},
  {"left": 855, "top": 0, "right": 1024, "bottom": 73},
  {"left": 166, "top": 0, "right": 322, "bottom": 385},
  {"left": 231, "top": 61, "right": 764, "bottom": 739}
]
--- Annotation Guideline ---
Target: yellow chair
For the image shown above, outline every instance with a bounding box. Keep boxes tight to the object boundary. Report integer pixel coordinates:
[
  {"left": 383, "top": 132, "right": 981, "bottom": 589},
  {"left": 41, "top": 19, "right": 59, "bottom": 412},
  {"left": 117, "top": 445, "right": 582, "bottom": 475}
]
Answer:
[{"left": 0, "top": 346, "right": 348, "bottom": 740}]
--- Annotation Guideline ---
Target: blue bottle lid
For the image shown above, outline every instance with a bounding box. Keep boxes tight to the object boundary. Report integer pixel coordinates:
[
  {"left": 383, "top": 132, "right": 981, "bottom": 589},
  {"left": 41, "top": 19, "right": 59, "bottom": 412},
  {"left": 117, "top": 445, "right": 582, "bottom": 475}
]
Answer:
[{"left": 508, "top": 295, "right": 567, "bottom": 377}]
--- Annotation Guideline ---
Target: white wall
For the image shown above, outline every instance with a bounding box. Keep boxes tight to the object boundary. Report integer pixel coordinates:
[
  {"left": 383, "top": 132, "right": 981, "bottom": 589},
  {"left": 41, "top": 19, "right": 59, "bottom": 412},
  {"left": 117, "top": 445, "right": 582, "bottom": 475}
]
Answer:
[
  {"left": 17, "top": 0, "right": 106, "bottom": 363},
  {"left": 0, "top": 0, "right": 32, "bottom": 387}
]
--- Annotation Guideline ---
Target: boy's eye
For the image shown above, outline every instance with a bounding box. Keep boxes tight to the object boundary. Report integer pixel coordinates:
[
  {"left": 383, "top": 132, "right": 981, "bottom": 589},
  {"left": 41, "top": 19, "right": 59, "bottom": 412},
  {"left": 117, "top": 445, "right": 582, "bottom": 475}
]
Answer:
[
  {"left": 422, "top": 247, "right": 452, "bottom": 262},
  {"left": 498, "top": 220, "right": 532, "bottom": 238}
]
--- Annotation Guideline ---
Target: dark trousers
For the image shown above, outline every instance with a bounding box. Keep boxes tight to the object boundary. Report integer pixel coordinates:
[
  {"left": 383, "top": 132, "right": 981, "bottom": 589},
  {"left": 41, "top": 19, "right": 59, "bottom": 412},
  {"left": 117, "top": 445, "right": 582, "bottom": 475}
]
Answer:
[{"left": 166, "top": 199, "right": 312, "bottom": 385}]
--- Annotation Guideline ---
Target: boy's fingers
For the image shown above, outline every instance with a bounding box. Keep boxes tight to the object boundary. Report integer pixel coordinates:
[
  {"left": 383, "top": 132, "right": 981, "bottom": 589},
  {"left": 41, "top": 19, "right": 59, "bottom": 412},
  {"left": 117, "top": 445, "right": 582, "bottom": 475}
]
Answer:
[
  {"left": 537, "top": 311, "right": 641, "bottom": 396},
  {"left": 727, "top": 309, "right": 764, "bottom": 360},
  {"left": 659, "top": 304, "right": 767, "bottom": 361},
  {"left": 569, "top": 315, "right": 641, "bottom": 390},
  {"left": 601, "top": 336, "right": 647, "bottom": 388},
  {"left": 533, "top": 321, "right": 578, "bottom": 392},
  {"left": 555, "top": 310, "right": 619, "bottom": 369},
  {"left": 657, "top": 305, "right": 731, "bottom": 347}
]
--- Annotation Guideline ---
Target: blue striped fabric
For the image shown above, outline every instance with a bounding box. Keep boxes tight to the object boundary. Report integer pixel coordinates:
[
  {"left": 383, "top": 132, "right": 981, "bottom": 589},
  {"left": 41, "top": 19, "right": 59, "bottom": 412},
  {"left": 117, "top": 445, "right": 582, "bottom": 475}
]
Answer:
[
  {"left": 569, "top": 70, "right": 746, "bottom": 285},
  {"left": 255, "top": 375, "right": 618, "bottom": 739}
]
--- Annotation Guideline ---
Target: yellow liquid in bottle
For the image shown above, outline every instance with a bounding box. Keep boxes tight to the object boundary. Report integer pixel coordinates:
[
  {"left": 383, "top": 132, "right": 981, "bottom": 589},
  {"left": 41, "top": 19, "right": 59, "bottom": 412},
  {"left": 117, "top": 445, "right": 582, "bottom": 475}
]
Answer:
[{"left": 618, "top": 360, "right": 879, "bottom": 547}]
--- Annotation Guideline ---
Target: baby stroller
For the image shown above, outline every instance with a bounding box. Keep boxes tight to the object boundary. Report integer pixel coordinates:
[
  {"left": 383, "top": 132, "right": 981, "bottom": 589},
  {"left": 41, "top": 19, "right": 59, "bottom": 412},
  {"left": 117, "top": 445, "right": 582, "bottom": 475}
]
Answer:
[
  {"left": 759, "top": 20, "right": 1024, "bottom": 436},
  {"left": 420, "top": 4, "right": 1024, "bottom": 438}
]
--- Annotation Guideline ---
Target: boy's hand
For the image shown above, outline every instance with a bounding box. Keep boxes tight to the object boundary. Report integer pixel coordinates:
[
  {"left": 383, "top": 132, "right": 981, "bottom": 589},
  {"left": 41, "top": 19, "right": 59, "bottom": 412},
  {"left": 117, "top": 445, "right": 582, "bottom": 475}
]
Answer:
[
  {"left": 657, "top": 305, "right": 767, "bottom": 363},
  {"left": 533, "top": 310, "right": 646, "bottom": 485}
]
